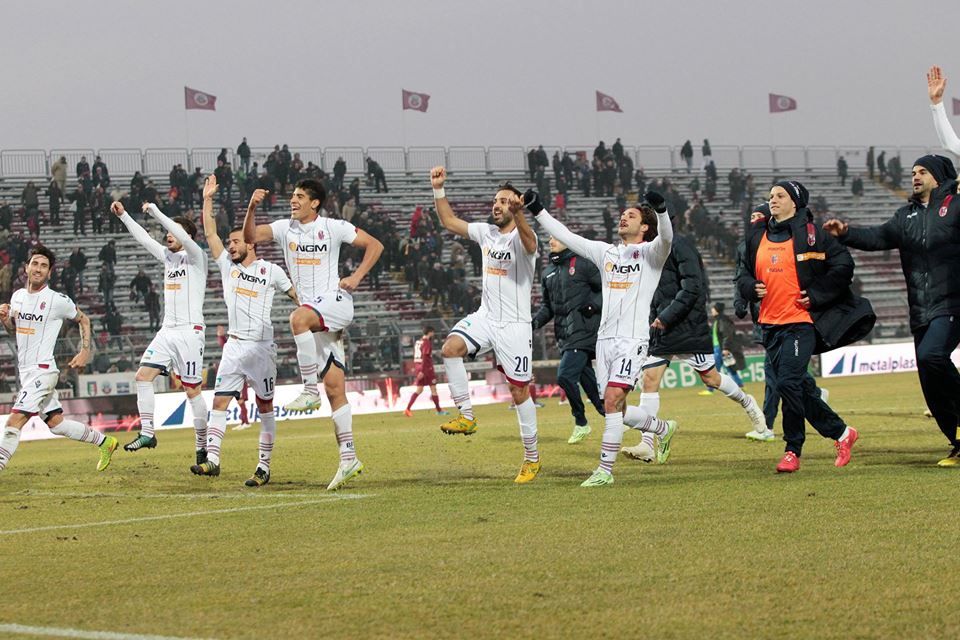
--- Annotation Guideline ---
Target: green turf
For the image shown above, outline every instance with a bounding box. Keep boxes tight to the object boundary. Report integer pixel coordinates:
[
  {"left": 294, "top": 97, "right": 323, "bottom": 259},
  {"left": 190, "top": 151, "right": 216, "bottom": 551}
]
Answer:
[{"left": 1, "top": 372, "right": 958, "bottom": 639}]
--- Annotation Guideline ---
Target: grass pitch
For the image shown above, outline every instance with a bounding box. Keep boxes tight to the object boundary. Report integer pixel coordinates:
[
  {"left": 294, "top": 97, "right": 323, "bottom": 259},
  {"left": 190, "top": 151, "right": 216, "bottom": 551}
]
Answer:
[{"left": 1, "top": 372, "right": 959, "bottom": 640}]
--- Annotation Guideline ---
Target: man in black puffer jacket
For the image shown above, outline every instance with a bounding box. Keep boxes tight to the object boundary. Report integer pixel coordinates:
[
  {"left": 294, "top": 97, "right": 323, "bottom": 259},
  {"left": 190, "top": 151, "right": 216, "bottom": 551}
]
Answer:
[
  {"left": 533, "top": 237, "right": 605, "bottom": 443},
  {"left": 622, "top": 228, "right": 767, "bottom": 462},
  {"left": 741, "top": 180, "right": 874, "bottom": 473},
  {"left": 825, "top": 154, "right": 960, "bottom": 466}
]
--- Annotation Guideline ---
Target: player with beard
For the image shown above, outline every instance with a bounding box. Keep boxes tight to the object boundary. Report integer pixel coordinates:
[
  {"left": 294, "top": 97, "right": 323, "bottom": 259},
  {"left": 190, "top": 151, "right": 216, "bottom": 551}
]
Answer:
[
  {"left": 243, "top": 179, "right": 382, "bottom": 490},
  {"left": 429, "top": 167, "right": 542, "bottom": 483},
  {"left": 193, "top": 175, "right": 299, "bottom": 485},
  {"left": 0, "top": 246, "right": 118, "bottom": 473},
  {"left": 526, "top": 189, "right": 674, "bottom": 487}
]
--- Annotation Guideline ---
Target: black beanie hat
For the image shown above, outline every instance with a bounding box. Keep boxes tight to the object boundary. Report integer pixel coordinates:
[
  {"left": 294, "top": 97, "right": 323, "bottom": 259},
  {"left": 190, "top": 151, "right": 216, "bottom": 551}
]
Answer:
[
  {"left": 773, "top": 180, "right": 809, "bottom": 210},
  {"left": 913, "top": 154, "right": 958, "bottom": 185},
  {"left": 713, "top": 301, "right": 726, "bottom": 313}
]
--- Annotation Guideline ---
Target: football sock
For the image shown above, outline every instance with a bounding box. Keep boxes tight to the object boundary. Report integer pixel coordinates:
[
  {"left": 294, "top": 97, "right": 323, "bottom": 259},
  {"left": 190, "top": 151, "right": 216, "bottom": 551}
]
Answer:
[
  {"left": 189, "top": 394, "right": 208, "bottom": 451},
  {"left": 332, "top": 404, "right": 356, "bottom": 466},
  {"left": 206, "top": 410, "right": 227, "bottom": 465},
  {"left": 0, "top": 427, "right": 22, "bottom": 470},
  {"left": 599, "top": 412, "right": 624, "bottom": 473},
  {"left": 624, "top": 405, "right": 670, "bottom": 436},
  {"left": 516, "top": 398, "right": 539, "bottom": 462},
  {"left": 50, "top": 419, "right": 105, "bottom": 447},
  {"left": 294, "top": 331, "right": 320, "bottom": 393},
  {"left": 716, "top": 373, "right": 746, "bottom": 403},
  {"left": 431, "top": 394, "right": 442, "bottom": 412},
  {"left": 406, "top": 391, "right": 421, "bottom": 411},
  {"left": 258, "top": 410, "right": 276, "bottom": 472},
  {"left": 137, "top": 380, "right": 155, "bottom": 437},
  {"left": 638, "top": 392, "right": 660, "bottom": 449},
  {"left": 443, "top": 357, "right": 473, "bottom": 420}
]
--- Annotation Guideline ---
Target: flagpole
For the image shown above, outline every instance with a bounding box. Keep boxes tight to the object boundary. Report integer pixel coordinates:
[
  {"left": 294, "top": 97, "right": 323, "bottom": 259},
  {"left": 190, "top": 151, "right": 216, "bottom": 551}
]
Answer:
[{"left": 184, "top": 109, "right": 191, "bottom": 155}]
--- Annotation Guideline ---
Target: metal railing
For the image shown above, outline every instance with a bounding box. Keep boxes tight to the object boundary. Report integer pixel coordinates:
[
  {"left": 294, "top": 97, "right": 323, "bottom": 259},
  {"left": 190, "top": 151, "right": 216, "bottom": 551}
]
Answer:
[{"left": 0, "top": 144, "right": 938, "bottom": 179}]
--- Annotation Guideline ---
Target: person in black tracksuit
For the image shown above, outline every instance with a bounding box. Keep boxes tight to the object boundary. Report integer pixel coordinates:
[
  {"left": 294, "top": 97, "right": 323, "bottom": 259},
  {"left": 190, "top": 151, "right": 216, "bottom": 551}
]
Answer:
[
  {"left": 738, "top": 181, "right": 874, "bottom": 472},
  {"left": 824, "top": 155, "right": 960, "bottom": 466},
  {"left": 533, "top": 238, "right": 605, "bottom": 442}
]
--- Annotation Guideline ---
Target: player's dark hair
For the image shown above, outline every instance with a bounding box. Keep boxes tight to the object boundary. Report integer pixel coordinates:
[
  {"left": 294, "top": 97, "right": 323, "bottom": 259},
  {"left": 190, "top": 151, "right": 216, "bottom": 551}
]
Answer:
[
  {"left": 230, "top": 225, "right": 246, "bottom": 235},
  {"left": 422, "top": 325, "right": 434, "bottom": 336},
  {"left": 173, "top": 216, "right": 197, "bottom": 238},
  {"left": 29, "top": 244, "right": 56, "bottom": 268},
  {"left": 296, "top": 179, "right": 327, "bottom": 212},
  {"left": 638, "top": 203, "right": 659, "bottom": 241},
  {"left": 497, "top": 181, "right": 523, "bottom": 198}
]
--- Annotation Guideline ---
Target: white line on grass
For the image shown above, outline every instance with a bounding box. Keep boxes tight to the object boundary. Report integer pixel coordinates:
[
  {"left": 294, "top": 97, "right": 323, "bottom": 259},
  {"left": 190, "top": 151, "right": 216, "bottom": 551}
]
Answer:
[
  {"left": 0, "top": 622, "right": 212, "bottom": 639},
  {"left": 12, "top": 490, "right": 364, "bottom": 500},
  {"left": 0, "top": 494, "right": 373, "bottom": 536}
]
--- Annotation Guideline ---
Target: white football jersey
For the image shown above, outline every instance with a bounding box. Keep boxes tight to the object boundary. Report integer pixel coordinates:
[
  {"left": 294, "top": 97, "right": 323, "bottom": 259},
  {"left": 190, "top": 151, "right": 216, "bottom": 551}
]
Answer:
[
  {"left": 9, "top": 285, "right": 77, "bottom": 376},
  {"left": 535, "top": 209, "right": 673, "bottom": 341},
  {"left": 216, "top": 253, "right": 292, "bottom": 342},
  {"left": 270, "top": 217, "right": 357, "bottom": 302},
  {"left": 120, "top": 211, "right": 207, "bottom": 329},
  {"left": 467, "top": 222, "right": 536, "bottom": 323}
]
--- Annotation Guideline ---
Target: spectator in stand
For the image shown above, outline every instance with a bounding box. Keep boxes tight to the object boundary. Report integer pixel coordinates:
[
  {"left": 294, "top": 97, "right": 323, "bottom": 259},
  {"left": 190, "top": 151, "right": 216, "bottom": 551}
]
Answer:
[
  {"left": 342, "top": 196, "right": 357, "bottom": 223},
  {"left": 681, "top": 140, "right": 694, "bottom": 173},
  {"left": 837, "top": 155, "right": 849, "bottom": 186},
  {"left": 888, "top": 155, "right": 903, "bottom": 189},
  {"left": 216, "top": 148, "right": 228, "bottom": 165},
  {"left": 602, "top": 205, "right": 615, "bottom": 243},
  {"left": 102, "top": 302, "right": 124, "bottom": 350},
  {"left": 21, "top": 181, "right": 39, "bottom": 218},
  {"left": 92, "top": 156, "right": 108, "bottom": 179},
  {"left": 92, "top": 166, "right": 109, "bottom": 191},
  {"left": 237, "top": 137, "right": 251, "bottom": 172},
  {"left": 0, "top": 260, "right": 12, "bottom": 303},
  {"left": 877, "top": 150, "right": 887, "bottom": 181},
  {"left": 98, "top": 262, "right": 116, "bottom": 307},
  {"left": 277, "top": 143, "right": 292, "bottom": 194},
  {"left": 92, "top": 186, "right": 110, "bottom": 234},
  {"left": 50, "top": 155, "right": 68, "bottom": 193},
  {"left": 333, "top": 156, "right": 347, "bottom": 192},
  {"left": 129, "top": 267, "right": 151, "bottom": 303},
  {"left": 702, "top": 138, "right": 712, "bottom": 162},
  {"left": 593, "top": 140, "right": 607, "bottom": 162},
  {"left": 579, "top": 162, "right": 591, "bottom": 197},
  {"left": 535, "top": 145, "right": 549, "bottom": 172},
  {"left": 46, "top": 179, "right": 63, "bottom": 226},
  {"left": 552, "top": 150, "right": 562, "bottom": 185},
  {"left": 851, "top": 174, "right": 865, "bottom": 202},
  {"left": 129, "top": 171, "right": 145, "bottom": 205},
  {"left": 98, "top": 240, "right": 117, "bottom": 272},
  {"left": 0, "top": 202, "right": 12, "bottom": 231},
  {"left": 867, "top": 146, "right": 875, "bottom": 180},
  {"left": 144, "top": 282, "right": 161, "bottom": 331},
  {"left": 349, "top": 177, "right": 361, "bottom": 208},
  {"left": 69, "top": 247, "right": 87, "bottom": 293},
  {"left": 214, "top": 159, "right": 233, "bottom": 202},
  {"left": 142, "top": 180, "right": 158, "bottom": 206},
  {"left": 366, "top": 157, "right": 388, "bottom": 193},
  {"left": 527, "top": 147, "right": 538, "bottom": 181},
  {"left": 59, "top": 262, "right": 76, "bottom": 301},
  {"left": 290, "top": 153, "right": 304, "bottom": 185},
  {"left": 76, "top": 155, "right": 90, "bottom": 179}
]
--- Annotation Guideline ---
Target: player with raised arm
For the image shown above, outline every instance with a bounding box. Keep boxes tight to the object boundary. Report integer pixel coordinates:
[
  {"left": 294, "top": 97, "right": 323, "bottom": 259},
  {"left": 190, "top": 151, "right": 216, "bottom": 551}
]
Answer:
[
  {"left": 927, "top": 65, "right": 960, "bottom": 157},
  {"left": 192, "top": 175, "right": 299, "bottom": 485},
  {"left": 112, "top": 199, "right": 209, "bottom": 466},
  {"left": 243, "top": 179, "right": 383, "bottom": 490},
  {"left": 404, "top": 325, "right": 450, "bottom": 417},
  {"left": 0, "top": 246, "right": 118, "bottom": 473},
  {"left": 430, "top": 166, "right": 542, "bottom": 483},
  {"left": 526, "top": 189, "right": 674, "bottom": 487}
]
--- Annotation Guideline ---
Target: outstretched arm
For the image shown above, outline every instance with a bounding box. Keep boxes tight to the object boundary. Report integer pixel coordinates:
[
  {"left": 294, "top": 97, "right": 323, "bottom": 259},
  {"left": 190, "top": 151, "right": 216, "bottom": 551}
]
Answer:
[
  {"left": 643, "top": 191, "right": 674, "bottom": 264},
  {"left": 928, "top": 66, "right": 960, "bottom": 155},
  {"left": 509, "top": 195, "right": 539, "bottom": 255},
  {"left": 111, "top": 201, "right": 166, "bottom": 261},
  {"left": 339, "top": 229, "right": 384, "bottom": 292},
  {"left": 430, "top": 166, "right": 470, "bottom": 239},
  {"left": 144, "top": 202, "right": 204, "bottom": 261},
  {"left": 523, "top": 189, "right": 609, "bottom": 267},
  {"left": 242, "top": 189, "right": 275, "bottom": 244},
  {"left": 201, "top": 175, "right": 224, "bottom": 260}
]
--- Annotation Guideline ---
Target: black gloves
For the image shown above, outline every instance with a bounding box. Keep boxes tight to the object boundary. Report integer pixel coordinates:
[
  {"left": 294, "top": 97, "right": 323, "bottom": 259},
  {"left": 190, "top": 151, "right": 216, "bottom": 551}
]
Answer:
[
  {"left": 522, "top": 189, "right": 544, "bottom": 215},
  {"left": 734, "top": 301, "right": 748, "bottom": 320},
  {"left": 579, "top": 304, "right": 599, "bottom": 318},
  {"left": 643, "top": 190, "right": 666, "bottom": 213}
]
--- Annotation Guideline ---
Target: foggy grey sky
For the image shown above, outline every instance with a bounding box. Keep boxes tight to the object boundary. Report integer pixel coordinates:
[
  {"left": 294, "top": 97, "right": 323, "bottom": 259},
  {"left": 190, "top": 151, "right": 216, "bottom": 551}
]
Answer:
[{"left": 3, "top": 0, "right": 959, "bottom": 154}]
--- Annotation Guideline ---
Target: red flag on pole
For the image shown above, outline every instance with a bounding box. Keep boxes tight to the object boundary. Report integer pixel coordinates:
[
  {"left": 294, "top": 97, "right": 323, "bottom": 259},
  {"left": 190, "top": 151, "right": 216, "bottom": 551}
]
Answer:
[
  {"left": 185, "top": 87, "right": 216, "bottom": 111},
  {"left": 596, "top": 91, "right": 622, "bottom": 113},
  {"left": 769, "top": 93, "right": 797, "bottom": 113},
  {"left": 953, "top": 97, "right": 960, "bottom": 116},
  {"left": 402, "top": 90, "right": 430, "bottom": 112}
]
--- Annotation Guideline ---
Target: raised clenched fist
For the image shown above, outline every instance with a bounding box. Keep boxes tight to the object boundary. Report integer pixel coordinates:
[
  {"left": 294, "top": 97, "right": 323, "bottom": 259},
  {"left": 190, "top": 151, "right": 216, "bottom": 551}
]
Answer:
[
  {"left": 430, "top": 166, "right": 446, "bottom": 189},
  {"left": 110, "top": 201, "right": 125, "bottom": 217}
]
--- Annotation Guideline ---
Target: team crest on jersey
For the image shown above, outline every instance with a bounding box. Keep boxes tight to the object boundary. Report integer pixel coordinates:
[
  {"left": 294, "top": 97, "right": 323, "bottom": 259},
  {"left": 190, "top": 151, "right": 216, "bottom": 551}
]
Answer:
[
  {"left": 318, "top": 231, "right": 325, "bottom": 240},
  {"left": 633, "top": 250, "right": 639, "bottom": 259},
  {"left": 40, "top": 302, "right": 45, "bottom": 310},
  {"left": 260, "top": 267, "right": 266, "bottom": 275},
  {"left": 771, "top": 255, "right": 779, "bottom": 264}
]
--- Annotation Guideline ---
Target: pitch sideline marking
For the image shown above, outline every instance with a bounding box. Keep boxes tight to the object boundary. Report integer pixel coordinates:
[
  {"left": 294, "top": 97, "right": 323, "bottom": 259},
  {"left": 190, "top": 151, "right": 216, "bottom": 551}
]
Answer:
[
  {"left": 0, "top": 494, "right": 373, "bottom": 536},
  {"left": 0, "top": 622, "right": 212, "bottom": 640},
  {"left": 11, "top": 490, "right": 364, "bottom": 500}
]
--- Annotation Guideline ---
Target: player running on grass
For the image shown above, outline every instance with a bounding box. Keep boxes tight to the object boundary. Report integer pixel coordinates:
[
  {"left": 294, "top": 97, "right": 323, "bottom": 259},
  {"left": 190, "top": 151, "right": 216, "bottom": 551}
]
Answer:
[
  {"left": 0, "top": 246, "right": 118, "bottom": 473},
  {"left": 404, "top": 325, "right": 450, "bottom": 417},
  {"left": 243, "top": 180, "right": 383, "bottom": 490},
  {"left": 430, "top": 167, "right": 542, "bottom": 483},
  {"left": 192, "top": 175, "right": 300, "bottom": 486},
  {"left": 526, "top": 189, "right": 675, "bottom": 487},
  {"left": 113, "top": 200, "right": 209, "bottom": 466}
]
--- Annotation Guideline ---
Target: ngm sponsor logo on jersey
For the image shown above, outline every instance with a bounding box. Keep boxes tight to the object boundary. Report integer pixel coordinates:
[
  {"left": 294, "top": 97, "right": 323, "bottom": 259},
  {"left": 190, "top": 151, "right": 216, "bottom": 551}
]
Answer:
[
  {"left": 483, "top": 246, "right": 512, "bottom": 276},
  {"left": 17, "top": 311, "right": 44, "bottom": 322},
  {"left": 289, "top": 240, "right": 328, "bottom": 265},
  {"left": 603, "top": 261, "right": 639, "bottom": 288},
  {"left": 231, "top": 269, "right": 267, "bottom": 286}
]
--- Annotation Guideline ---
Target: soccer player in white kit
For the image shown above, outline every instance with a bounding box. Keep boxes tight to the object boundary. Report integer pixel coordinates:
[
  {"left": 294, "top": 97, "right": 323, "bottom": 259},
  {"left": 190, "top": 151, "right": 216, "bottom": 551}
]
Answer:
[
  {"left": 429, "top": 167, "right": 542, "bottom": 484},
  {"left": 192, "top": 175, "right": 299, "bottom": 486},
  {"left": 525, "top": 189, "right": 676, "bottom": 487},
  {"left": 0, "top": 246, "right": 119, "bottom": 473},
  {"left": 111, "top": 201, "right": 209, "bottom": 466},
  {"left": 243, "top": 179, "right": 383, "bottom": 491}
]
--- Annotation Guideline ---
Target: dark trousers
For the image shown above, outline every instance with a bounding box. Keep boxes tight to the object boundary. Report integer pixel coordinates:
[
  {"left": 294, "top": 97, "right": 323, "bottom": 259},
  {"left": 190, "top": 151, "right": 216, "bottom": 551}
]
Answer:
[
  {"left": 762, "top": 323, "right": 845, "bottom": 455},
  {"left": 761, "top": 347, "right": 824, "bottom": 431},
  {"left": 913, "top": 315, "right": 960, "bottom": 446},
  {"left": 557, "top": 349, "right": 604, "bottom": 426}
]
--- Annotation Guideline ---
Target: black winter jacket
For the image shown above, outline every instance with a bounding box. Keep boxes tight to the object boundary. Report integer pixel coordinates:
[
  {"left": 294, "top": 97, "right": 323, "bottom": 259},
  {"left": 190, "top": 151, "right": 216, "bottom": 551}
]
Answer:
[
  {"left": 532, "top": 249, "right": 603, "bottom": 352},
  {"left": 737, "top": 209, "right": 875, "bottom": 354},
  {"left": 840, "top": 180, "right": 960, "bottom": 332},
  {"left": 649, "top": 233, "right": 713, "bottom": 355}
]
